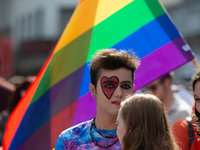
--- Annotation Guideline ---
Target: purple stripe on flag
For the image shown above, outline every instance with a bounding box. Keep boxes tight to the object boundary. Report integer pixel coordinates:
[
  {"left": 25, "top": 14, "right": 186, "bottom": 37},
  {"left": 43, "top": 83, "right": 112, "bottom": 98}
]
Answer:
[
  {"left": 172, "top": 37, "right": 194, "bottom": 61},
  {"left": 134, "top": 36, "right": 194, "bottom": 91},
  {"left": 72, "top": 92, "right": 96, "bottom": 126}
]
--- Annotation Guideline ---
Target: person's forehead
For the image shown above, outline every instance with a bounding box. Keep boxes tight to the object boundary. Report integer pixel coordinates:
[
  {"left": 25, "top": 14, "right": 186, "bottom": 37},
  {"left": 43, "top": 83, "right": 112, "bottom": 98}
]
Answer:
[{"left": 98, "top": 68, "right": 132, "bottom": 80}]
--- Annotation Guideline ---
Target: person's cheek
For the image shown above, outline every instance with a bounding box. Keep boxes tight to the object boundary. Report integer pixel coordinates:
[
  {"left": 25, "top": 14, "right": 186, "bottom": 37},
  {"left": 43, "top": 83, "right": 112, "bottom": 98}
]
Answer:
[{"left": 196, "top": 100, "right": 200, "bottom": 112}]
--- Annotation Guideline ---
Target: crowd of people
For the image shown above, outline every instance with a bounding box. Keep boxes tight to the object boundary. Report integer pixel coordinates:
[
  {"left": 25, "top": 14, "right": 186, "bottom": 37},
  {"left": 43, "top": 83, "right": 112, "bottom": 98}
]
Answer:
[{"left": 0, "top": 49, "right": 199, "bottom": 150}]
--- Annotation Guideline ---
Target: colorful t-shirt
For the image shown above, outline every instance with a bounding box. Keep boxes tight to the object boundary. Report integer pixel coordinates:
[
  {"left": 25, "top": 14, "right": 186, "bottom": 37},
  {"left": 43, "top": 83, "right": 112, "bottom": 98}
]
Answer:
[{"left": 55, "top": 120, "right": 122, "bottom": 150}]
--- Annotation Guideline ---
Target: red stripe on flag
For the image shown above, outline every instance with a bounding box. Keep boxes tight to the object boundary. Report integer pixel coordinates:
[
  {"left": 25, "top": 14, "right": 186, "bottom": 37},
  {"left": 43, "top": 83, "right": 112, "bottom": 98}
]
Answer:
[{"left": 2, "top": 43, "right": 57, "bottom": 149}]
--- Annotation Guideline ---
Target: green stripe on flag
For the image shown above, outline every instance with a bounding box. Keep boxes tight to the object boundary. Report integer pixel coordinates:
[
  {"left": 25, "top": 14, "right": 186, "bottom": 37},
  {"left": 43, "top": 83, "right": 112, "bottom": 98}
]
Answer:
[
  {"left": 86, "top": 0, "right": 165, "bottom": 62},
  {"left": 31, "top": 28, "right": 93, "bottom": 103}
]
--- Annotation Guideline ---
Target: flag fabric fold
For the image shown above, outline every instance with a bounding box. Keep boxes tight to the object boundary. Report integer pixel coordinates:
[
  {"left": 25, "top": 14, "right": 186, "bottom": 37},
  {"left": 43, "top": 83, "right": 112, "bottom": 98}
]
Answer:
[{"left": 3, "top": 0, "right": 194, "bottom": 149}]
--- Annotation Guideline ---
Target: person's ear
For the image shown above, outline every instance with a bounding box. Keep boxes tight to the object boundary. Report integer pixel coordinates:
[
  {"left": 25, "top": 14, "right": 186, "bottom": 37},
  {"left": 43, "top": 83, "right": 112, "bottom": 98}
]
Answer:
[{"left": 89, "top": 83, "right": 96, "bottom": 98}]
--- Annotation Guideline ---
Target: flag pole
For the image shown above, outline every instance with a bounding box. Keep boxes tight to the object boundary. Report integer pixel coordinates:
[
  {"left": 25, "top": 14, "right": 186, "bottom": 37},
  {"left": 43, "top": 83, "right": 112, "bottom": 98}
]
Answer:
[{"left": 192, "top": 58, "right": 200, "bottom": 71}]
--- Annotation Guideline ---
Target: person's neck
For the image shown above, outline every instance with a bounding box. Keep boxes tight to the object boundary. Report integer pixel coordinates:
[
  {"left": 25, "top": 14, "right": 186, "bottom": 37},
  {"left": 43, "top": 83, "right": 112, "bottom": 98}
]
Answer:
[
  {"left": 95, "top": 113, "right": 117, "bottom": 130},
  {"left": 163, "top": 90, "right": 174, "bottom": 113}
]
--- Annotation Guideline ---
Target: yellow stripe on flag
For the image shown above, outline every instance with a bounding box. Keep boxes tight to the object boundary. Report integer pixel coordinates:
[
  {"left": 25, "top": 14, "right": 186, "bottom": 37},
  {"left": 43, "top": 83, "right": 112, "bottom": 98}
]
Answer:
[
  {"left": 53, "top": 0, "right": 99, "bottom": 54},
  {"left": 94, "top": 0, "right": 133, "bottom": 25},
  {"left": 53, "top": 0, "right": 133, "bottom": 55}
]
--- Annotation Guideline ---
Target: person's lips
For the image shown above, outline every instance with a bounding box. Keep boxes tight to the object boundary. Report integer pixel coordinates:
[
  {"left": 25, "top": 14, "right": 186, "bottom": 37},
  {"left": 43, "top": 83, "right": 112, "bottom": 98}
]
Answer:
[{"left": 111, "top": 101, "right": 121, "bottom": 106}]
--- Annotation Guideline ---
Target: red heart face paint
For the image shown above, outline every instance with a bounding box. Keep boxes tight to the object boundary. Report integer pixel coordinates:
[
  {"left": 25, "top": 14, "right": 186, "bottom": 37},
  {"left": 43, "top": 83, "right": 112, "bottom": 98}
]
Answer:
[{"left": 101, "top": 76, "right": 119, "bottom": 99}]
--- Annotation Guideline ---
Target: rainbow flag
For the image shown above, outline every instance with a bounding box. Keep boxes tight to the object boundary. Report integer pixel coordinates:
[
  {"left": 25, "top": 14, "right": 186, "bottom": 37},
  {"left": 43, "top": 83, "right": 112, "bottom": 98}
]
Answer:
[{"left": 3, "top": 0, "right": 194, "bottom": 149}]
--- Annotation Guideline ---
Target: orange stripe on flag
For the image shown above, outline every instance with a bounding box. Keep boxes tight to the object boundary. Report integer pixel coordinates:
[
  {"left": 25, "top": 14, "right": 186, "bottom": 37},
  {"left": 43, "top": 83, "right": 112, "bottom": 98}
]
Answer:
[
  {"left": 2, "top": 46, "right": 55, "bottom": 150},
  {"left": 53, "top": 0, "right": 99, "bottom": 54}
]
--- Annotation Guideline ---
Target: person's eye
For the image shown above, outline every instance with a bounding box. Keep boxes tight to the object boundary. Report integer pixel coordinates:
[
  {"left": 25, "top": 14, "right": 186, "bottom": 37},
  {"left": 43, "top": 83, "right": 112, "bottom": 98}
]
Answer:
[
  {"left": 104, "top": 83, "right": 115, "bottom": 89},
  {"left": 194, "top": 98, "right": 200, "bottom": 101},
  {"left": 121, "top": 84, "right": 131, "bottom": 89}
]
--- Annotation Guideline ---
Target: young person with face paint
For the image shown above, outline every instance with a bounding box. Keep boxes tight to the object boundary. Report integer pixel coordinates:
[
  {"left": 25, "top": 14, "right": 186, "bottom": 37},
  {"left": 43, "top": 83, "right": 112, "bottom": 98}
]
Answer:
[
  {"left": 117, "top": 93, "right": 178, "bottom": 150},
  {"left": 172, "top": 71, "right": 200, "bottom": 150},
  {"left": 55, "top": 49, "right": 139, "bottom": 149}
]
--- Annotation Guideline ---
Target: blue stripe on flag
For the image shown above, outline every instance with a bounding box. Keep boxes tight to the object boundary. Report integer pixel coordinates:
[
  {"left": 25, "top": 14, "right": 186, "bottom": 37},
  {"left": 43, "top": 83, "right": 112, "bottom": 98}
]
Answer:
[{"left": 112, "top": 14, "right": 180, "bottom": 58}]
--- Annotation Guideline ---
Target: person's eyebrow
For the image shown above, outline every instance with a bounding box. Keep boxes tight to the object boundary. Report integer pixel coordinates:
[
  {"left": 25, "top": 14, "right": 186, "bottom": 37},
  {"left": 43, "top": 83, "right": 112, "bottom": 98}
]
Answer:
[
  {"left": 121, "top": 81, "right": 132, "bottom": 84},
  {"left": 194, "top": 94, "right": 199, "bottom": 98}
]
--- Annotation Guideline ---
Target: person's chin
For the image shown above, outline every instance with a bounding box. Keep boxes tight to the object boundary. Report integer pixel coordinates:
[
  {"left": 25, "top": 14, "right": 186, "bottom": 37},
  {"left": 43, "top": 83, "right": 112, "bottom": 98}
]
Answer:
[{"left": 109, "top": 110, "right": 119, "bottom": 116}]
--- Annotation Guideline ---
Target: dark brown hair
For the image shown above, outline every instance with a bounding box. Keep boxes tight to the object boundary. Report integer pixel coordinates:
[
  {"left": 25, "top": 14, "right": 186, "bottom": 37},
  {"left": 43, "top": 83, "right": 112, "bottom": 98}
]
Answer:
[
  {"left": 120, "top": 94, "right": 178, "bottom": 150},
  {"left": 90, "top": 49, "right": 139, "bottom": 87},
  {"left": 192, "top": 71, "right": 200, "bottom": 92},
  {"left": 160, "top": 72, "right": 174, "bottom": 83}
]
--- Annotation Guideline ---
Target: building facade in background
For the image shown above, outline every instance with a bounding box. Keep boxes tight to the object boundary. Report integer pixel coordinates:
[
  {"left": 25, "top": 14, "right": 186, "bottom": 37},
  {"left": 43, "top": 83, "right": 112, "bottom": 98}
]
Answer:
[
  {"left": 0, "top": 0, "right": 78, "bottom": 77},
  {"left": 0, "top": 0, "right": 199, "bottom": 83}
]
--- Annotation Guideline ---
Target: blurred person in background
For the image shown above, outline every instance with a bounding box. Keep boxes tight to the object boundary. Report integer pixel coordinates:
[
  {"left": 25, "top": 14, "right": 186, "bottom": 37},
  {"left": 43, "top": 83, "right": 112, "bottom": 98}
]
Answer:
[
  {"left": 147, "top": 72, "right": 191, "bottom": 127},
  {"left": 172, "top": 71, "right": 200, "bottom": 150},
  {"left": 8, "top": 75, "right": 25, "bottom": 87},
  {"left": 117, "top": 93, "right": 179, "bottom": 150},
  {"left": 0, "top": 76, "right": 36, "bottom": 145},
  {"left": 0, "top": 78, "right": 15, "bottom": 114}
]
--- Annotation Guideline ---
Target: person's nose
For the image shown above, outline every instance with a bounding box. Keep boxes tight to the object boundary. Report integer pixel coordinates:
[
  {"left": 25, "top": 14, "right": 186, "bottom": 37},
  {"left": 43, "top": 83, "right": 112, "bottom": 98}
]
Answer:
[{"left": 114, "top": 86, "right": 122, "bottom": 98}]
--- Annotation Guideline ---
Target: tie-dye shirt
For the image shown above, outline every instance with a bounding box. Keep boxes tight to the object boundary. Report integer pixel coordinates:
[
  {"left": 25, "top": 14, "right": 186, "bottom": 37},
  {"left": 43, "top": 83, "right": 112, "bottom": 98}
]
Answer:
[{"left": 55, "top": 119, "right": 122, "bottom": 150}]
